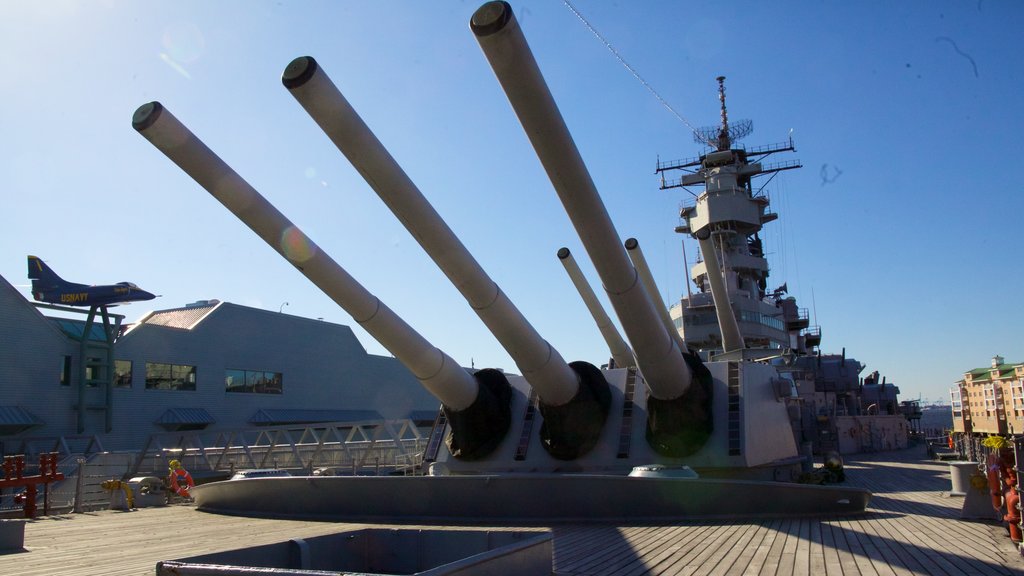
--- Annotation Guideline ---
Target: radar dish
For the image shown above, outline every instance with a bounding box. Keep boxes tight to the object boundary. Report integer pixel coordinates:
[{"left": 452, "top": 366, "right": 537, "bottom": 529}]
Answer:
[{"left": 693, "top": 119, "right": 753, "bottom": 148}]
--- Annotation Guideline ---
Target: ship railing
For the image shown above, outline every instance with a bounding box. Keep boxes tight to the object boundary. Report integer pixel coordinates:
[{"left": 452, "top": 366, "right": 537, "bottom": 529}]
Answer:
[
  {"left": 1013, "top": 436, "right": 1024, "bottom": 556},
  {"left": 761, "top": 159, "right": 802, "bottom": 173},
  {"left": 0, "top": 434, "right": 105, "bottom": 460},
  {"left": 744, "top": 140, "right": 795, "bottom": 156},
  {"left": 1, "top": 419, "right": 429, "bottom": 516},
  {"left": 656, "top": 155, "right": 702, "bottom": 172},
  {"left": 656, "top": 140, "right": 797, "bottom": 175},
  {"left": 0, "top": 452, "right": 132, "bottom": 516},
  {"left": 128, "top": 419, "right": 427, "bottom": 478}
]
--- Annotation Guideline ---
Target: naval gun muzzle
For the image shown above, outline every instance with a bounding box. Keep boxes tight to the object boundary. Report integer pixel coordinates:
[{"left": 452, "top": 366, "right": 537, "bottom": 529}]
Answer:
[
  {"left": 281, "top": 56, "right": 610, "bottom": 460},
  {"left": 132, "top": 102, "right": 509, "bottom": 460},
  {"left": 471, "top": 1, "right": 712, "bottom": 456}
]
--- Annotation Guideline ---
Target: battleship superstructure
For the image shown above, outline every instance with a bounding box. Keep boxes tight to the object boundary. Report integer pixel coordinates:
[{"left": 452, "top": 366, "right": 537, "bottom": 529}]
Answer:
[
  {"left": 657, "top": 77, "right": 907, "bottom": 456},
  {"left": 133, "top": 1, "right": 870, "bottom": 521},
  {"left": 658, "top": 77, "right": 814, "bottom": 359}
]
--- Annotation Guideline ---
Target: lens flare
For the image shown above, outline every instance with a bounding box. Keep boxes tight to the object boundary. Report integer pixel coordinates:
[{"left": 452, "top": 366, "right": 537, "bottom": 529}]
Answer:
[
  {"left": 280, "top": 227, "right": 317, "bottom": 263},
  {"left": 159, "top": 53, "right": 192, "bottom": 79},
  {"left": 162, "top": 22, "right": 205, "bottom": 64}
]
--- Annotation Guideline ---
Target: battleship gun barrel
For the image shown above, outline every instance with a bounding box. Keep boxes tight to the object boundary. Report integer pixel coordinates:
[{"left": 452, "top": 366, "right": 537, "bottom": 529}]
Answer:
[
  {"left": 557, "top": 247, "right": 634, "bottom": 369},
  {"left": 131, "top": 102, "right": 476, "bottom": 408},
  {"left": 696, "top": 232, "right": 744, "bottom": 353},
  {"left": 282, "top": 57, "right": 611, "bottom": 459},
  {"left": 471, "top": 2, "right": 692, "bottom": 401},
  {"left": 624, "top": 238, "right": 687, "bottom": 353},
  {"left": 281, "top": 56, "right": 579, "bottom": 408}
]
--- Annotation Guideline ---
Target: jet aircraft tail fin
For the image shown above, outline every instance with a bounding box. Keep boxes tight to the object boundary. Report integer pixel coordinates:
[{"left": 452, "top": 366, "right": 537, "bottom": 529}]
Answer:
[{"left": 27, "top": 255, "right": 74, "bottom": 291}]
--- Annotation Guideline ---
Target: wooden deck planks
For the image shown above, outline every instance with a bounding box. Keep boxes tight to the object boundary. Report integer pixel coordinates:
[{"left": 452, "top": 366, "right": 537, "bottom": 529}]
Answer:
[{"left": 3, "top": 447, "right": 1024, "bottom": 575}]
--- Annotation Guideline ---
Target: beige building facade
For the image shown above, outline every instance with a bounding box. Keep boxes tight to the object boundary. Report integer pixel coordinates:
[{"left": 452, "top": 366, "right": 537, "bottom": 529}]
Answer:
[{"left": 951, "top": 355, "right": 1024, "bottom": 437}]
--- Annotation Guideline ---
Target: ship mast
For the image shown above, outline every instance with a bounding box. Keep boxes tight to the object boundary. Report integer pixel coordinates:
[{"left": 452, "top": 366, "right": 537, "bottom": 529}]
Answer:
[{"left": 715, "top": 76, "right": 731, "bottom": 151}]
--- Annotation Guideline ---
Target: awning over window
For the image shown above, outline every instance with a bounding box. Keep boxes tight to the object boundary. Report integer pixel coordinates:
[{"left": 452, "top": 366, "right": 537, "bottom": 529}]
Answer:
[
  {"left": 156, "top": 407, "right": 215, "bottom": 431},
  {"left": 49, "top": 318, "right": 110, "bottom": 342},
  {"left": 249, "top": 409, "right": 382, "bottom": 426},
  {"left": 0, "top": 406, "right": 44, "bottom": 436}
]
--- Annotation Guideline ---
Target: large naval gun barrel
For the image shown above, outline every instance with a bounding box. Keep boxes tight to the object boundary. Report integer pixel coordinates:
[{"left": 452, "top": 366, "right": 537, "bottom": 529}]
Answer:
[
  {"left": 472, "top": 2, "right": 711, "bottom": 455},
  {"left": 695, "top": 231, "right": 744, "bottom": 353},
  {"left": 556, "top": 247, "right": 634, "bottom": 369},
  {"left": 281, "top": 57, "right": 610, "bottom": 459},
  {"left": 132, "top": 102, "right": 510, "bottom": 460},
  {"left": 624, "top": 238, "right": 686, "bottom": 353}
]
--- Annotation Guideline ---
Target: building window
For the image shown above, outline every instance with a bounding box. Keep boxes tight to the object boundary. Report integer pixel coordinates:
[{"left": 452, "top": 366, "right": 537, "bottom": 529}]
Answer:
[
  {"left": 84, "top": 357, "right": 103, "bottom": 387},
  {"left": 984, "top": 384, "right": 997, "bottom": 412},
  {"left": 1012, "top": 381, "right": 1024, "bottom": 411},
  {"left": 114, "top": 360, "right": 132, "bottom": 388},
  {"left": 225, "top": 369, "right": 283, "bottom": 394},
  {"left": 145, "top": 363, "right": 197, "bottom": 391},
  {"left": 60, "top": 356, "right": 71, "bottom": 386}
]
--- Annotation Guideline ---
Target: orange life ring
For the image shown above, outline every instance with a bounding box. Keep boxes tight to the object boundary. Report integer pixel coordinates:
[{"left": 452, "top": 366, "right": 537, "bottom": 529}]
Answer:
[{"left": 169, "top": 469, "right": 195, "bottom": 498}]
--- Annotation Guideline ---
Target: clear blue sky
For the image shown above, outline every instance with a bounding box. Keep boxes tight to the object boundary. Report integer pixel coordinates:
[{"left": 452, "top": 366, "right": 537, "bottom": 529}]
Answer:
[{"left": 2, "top": 1, "right": 1020, "bottom": 405}]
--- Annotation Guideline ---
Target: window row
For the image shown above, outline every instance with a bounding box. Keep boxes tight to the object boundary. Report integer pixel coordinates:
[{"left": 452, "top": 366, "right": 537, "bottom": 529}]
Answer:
[
  {"left": 60, "top": 357, "right": 134, "bottom": 388},
  {"left": 59, "top": 357, "right": 282, "bottom": 394},
  {"left": 225, "top": 369, "right": 283, "bottom": 394},
  {"left": 678, "top": 309, "right": 785, "bottom": 332}
]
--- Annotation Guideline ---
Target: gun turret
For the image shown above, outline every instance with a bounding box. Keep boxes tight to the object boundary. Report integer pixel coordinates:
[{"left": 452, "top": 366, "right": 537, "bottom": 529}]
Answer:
[
  {"left": 279, "top": 57, "right": 610, "bottom": 460},
  {"left": 471, "top": 1, "right": 712, "bottom": 456},
  {"left": 132, "top": 102, "right": 509, "bottom": 460}
]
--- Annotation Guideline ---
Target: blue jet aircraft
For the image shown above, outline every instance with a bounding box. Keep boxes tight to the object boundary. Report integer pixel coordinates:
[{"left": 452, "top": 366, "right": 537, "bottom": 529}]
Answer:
[{"left": 27, "top": 255, "right": 157, "bottom": 307}]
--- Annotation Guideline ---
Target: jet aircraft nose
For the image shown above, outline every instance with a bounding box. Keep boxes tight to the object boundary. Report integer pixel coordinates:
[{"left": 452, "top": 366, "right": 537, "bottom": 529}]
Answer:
[{"left": 135, "top": 289, "right": 157, "bottom": 301}]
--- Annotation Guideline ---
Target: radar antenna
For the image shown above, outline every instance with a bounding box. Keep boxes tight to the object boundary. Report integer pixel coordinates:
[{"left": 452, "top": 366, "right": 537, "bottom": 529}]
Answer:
[{"left": 692, "top": 76, "right": 752, "bottom": 151}]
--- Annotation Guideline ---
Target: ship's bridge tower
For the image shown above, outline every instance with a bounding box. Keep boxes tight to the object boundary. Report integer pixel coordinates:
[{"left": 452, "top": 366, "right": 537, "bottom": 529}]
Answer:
[{"left": 658, "top": 77, "right": 804, "bottom": 355}]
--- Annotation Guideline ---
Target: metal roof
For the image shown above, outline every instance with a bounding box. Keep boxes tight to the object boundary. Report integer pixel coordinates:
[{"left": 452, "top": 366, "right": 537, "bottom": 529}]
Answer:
[
  {"left": 142, "top": 301, "right": 221, "bottom": 330},
  {"left": 0, "top": 405, "right": 43, "bottom": 426},
  {"left": 48, "top": 318, "right": 109, "bottom": 342},
  {"left": 156, "top": 407, "right": 216, "bottom": 425},
  {"left": 0, "top": 406, "right": 43, "bottom": 435}
]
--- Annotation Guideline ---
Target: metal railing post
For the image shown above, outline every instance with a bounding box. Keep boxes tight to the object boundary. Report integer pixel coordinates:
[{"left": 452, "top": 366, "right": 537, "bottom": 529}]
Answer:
[{"left": 72, "top": 457, "right": 86, "bottom": 514}]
